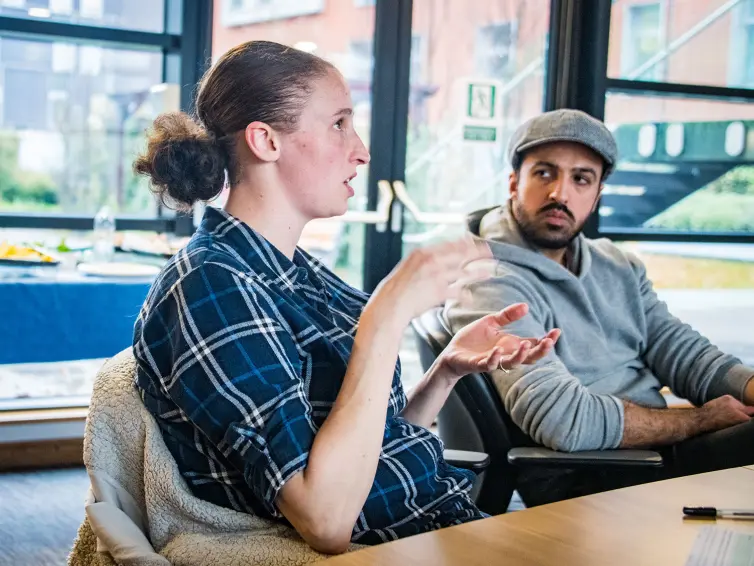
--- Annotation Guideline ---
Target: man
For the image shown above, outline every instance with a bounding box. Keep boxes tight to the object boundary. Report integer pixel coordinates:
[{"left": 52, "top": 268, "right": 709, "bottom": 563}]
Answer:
[{"left": 445, "top": 108, "right": 754, "bottom": 506}]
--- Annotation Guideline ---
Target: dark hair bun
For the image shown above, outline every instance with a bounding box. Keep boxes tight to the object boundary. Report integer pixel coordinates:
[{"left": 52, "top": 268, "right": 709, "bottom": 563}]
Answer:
[{"left": 134, "top": 112, "right": 228, "bottom": 210}]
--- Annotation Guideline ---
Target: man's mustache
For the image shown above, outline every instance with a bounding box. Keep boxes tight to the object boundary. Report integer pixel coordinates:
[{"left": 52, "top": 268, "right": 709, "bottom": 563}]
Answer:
[{"left": 538, "top": 202, "right": 574, "bottom": 221}]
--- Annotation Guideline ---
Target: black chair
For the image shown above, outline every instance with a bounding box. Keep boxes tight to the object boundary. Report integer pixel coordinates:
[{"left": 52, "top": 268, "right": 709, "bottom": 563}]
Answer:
[{"left": 411, "top": 307, "right": 663, "bottom": 516}]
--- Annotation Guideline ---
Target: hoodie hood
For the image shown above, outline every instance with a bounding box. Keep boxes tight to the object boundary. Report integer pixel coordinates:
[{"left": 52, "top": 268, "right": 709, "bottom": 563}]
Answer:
[{"left": 467, "top": 203, "right": 591, "bottom": 282}]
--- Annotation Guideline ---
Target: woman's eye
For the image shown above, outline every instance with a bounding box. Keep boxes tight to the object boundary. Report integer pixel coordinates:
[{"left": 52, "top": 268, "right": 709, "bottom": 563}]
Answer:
[{"left": 334, "top": 119, "right": 344, "bottom": 130}]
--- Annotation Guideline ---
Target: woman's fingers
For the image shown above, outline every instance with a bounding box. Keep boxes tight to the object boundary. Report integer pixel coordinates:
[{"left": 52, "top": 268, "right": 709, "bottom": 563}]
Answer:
[
  {"left": 484, "top": 346, "right": 506, "bottom": 372},
  {"left": 545, "top": 328, "right": 562, "bottom": 343},
  {"left": 493, "top": 303, "right": 529, "bottom": 327},
  {"left": 523, "top": 337, "right": 554, "bottom": 362},
  {"left": 499, "top": 341, "right": 531, "bottom": 370}
]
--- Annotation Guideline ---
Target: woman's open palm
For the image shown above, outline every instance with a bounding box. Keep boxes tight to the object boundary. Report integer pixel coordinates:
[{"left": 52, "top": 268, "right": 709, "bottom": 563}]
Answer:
[{"left": 440, "top": 303, "right": 561, "bottom": 379}]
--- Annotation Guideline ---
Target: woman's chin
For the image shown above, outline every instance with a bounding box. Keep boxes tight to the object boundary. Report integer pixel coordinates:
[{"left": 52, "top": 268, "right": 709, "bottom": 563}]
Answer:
[{"left": 330, "top": 201, "right": 351, "bottom": 219}]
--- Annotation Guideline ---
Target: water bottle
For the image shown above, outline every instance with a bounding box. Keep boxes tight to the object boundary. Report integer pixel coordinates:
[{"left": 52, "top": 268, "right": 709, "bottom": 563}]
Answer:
[{"left": 93, "top": 206, "right": 116, "bottom": 262}]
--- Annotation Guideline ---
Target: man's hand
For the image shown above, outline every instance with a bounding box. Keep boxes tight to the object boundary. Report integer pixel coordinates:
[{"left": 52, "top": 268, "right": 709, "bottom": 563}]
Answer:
[
  {"left": 621, "top": 394, "right": 754, "bottom": 449},
  {"left": 699, "top": 395, "right": 754, "bottom": 431}
]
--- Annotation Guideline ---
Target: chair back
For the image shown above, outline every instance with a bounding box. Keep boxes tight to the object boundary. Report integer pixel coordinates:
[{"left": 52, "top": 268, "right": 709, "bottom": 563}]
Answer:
[{"left": 411, "top": 308, "right": 520, "bottom": 515}]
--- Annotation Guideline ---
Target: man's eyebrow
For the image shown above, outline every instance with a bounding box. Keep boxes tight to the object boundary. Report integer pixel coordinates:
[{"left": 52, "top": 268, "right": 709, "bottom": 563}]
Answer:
[{"left": 572, "top": 166, "right": 599, "bottom": 177}]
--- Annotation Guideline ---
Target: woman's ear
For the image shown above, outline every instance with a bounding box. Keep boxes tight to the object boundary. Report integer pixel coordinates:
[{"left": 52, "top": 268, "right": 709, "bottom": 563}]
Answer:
[{"left": 244, "top": 122, "right": 281, "bottom": 162}]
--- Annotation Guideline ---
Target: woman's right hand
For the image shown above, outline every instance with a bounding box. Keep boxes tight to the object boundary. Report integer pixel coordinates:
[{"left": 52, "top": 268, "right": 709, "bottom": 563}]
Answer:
[{"left": 369, "top": 237, "right": 492, "bottom": 329}]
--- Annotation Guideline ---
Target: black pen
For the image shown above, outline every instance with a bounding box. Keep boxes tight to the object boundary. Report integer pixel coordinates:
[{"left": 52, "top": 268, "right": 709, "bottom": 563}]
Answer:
[{"left": 683, "top": 507, "right": 754, "bottom": 520}]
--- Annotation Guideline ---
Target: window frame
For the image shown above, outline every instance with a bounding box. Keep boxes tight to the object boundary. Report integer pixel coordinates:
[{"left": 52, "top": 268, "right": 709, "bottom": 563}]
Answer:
[
  {"left": 0, "top": 1, "right": 213, "bottom": 236},
  {"left": 619, "top": 1, "right": 666, "bottom": 81},
  {"left": 474, "top": 20, "right": 519, "bottom": 80}
]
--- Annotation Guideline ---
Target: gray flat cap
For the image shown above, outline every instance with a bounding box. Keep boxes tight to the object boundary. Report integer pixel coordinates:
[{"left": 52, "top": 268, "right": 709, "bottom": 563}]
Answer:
[{"left": 507, "top": 109, "right": 618, "bottom": 177}]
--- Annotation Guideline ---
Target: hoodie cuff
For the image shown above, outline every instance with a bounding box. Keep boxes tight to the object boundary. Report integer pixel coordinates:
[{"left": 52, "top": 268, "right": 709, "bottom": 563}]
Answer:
[{"left": 707, "top": 363, "right": 754, "bottom": 403}]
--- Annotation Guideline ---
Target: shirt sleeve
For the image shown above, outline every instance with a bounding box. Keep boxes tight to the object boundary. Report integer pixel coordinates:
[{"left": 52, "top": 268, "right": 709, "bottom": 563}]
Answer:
[{"left": 137, "top": 260, "right": 316, "bottom": 516}]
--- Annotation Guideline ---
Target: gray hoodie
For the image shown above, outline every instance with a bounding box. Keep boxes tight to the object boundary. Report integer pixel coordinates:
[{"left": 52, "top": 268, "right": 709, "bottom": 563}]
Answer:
[{"left": 444, "top": 204, "right": 754, "bottom": 452}]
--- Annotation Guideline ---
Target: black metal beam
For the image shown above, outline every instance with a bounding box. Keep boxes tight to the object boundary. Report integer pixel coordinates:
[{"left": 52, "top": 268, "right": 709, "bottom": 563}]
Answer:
[
  {"left": 172, "top": 0, "right": 215, "bottom": 237},
  {"left": 0, "top": 15, "right": 181, "bottom": 50},
  {"left": 0, "top": 214, "right": 176, "bottom": 232},
  {"left": 362, "top": 0, "right": 411, "bottom": 293},
  {"left": 543, "top": 0, "right": 568, "bottom": 111},
  {"left": 179, "top": 0, "right": 214, "bottom": 113},
  {"left": 545, "top": 0, "right": 611, "bottom": 116},
  {"left": 598, "top": 228, "right": 754, "bottom": 244},
  {"left": 606, "top": 78, "right": 754, "bottom": 103},
  {"left": 549, "top": 0, "right": 612, "bottom": 238}
]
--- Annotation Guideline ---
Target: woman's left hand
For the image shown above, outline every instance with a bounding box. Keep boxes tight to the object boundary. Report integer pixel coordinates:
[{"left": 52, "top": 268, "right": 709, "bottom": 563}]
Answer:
[{"left": 437, "top": 303, "right": 560, "bottom": 382}]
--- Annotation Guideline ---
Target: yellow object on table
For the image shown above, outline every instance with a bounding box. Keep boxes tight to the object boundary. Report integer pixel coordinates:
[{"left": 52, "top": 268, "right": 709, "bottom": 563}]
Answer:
[{"left": 0, "top": 242, "right": 56, "bottom": 263}]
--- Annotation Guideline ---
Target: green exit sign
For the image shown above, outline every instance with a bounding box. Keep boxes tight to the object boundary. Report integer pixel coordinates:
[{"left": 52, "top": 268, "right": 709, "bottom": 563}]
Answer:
[{"left": 463, "top": 125, "right": 498, "bottom": 142}]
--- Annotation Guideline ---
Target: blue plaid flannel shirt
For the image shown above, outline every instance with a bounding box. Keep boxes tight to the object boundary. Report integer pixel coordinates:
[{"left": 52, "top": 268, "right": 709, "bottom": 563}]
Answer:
[{"left": 133, "top": 207, "right": 482, "bottom": 545}]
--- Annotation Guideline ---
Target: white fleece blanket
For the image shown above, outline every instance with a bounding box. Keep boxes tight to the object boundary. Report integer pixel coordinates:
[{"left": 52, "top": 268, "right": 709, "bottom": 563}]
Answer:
[{"left": 68, "top": 349, "right": 361, "bottom": 566}]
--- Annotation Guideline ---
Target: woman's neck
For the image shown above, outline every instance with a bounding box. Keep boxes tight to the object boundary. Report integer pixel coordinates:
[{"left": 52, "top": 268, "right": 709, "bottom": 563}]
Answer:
[{"left": 223, "top": 180, "right": 306, "bottom": 260}]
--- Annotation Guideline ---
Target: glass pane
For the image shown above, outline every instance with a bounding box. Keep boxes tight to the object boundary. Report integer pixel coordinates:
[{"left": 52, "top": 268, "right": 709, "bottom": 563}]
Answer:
[
  {"left": 0, "top": 36, "right": 167, "bottom": 216},
  {"left": 608, "top": 0, "right": 754, "bottom": 89},
  {"left": 616, "top": 241, "right": 754, "bottom": 367},
  {"left": 0, "top": 0, "right": 166, "bottom": 33},
  {"left": 602, "top": 93, "right": 754, "bottom": 234},
  {"left": 399, "top": 0, "right": 551, "bottom": 389},
  {"left": 212, "top": 0, "right": 376, "bottom": 291}
]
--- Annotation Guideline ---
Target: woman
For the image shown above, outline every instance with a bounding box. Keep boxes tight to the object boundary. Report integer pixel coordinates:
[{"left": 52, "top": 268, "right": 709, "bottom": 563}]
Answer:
[{"left": 132, "top": 40, "right": 559, "bottom": 554}]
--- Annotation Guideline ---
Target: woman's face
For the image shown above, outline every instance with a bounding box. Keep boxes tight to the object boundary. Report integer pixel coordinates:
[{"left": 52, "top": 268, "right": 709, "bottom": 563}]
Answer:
[{"left": 277, "top": 69, "right": 370, "bottom": 220}]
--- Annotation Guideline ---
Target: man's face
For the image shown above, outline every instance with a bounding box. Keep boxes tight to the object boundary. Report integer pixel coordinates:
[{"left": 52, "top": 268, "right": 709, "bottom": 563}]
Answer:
[{"left": 509, "top": 141, "right": 604, "bottom": 250}]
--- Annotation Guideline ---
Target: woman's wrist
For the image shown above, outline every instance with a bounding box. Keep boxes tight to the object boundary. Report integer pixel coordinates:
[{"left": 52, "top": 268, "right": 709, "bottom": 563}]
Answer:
[
  {"left": 359, "top": 297, "right": 407, "bottom": 348},
  {"left": 427, "top": 354, "right": 461, "bottom": 388},
  {"left": 364, "top": 286, "right": 411, "bottom": 335}
]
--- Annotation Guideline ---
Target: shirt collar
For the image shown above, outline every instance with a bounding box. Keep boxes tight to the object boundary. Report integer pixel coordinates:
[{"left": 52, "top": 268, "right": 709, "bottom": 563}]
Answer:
[{"left": 198, "top": 206, "right": 332, "bottom": 300}]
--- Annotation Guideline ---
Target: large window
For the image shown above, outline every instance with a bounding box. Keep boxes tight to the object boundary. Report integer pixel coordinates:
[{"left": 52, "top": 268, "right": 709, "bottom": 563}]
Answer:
[
  {"left": 0, "top": 37, "right": 164, "bottom": 216},
  {"left": 603, "top": 0, "right": 754, "bottom": 240},
  {"left": 602, "top": 95, "right": 754, "bottom": 234},
  {"left": 0, "top": 0, "right": 204, "bottom": 233},
  {"left": 595, "top": 0, "right": 754, "bottom": 368},
  {"left": 0, "top": 1, "right": 210, "bottom": 410}
]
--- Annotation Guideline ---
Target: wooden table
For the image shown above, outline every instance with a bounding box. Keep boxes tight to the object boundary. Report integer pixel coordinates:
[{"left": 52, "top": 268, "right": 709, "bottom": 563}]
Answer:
[{"left": 324, "top": 467, "right": 754, "bottom": 566}]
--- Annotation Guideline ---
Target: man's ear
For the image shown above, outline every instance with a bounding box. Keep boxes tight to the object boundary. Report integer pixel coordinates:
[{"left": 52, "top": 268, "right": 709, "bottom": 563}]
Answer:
[
  {"left": 591, "top": 184, "right": 604, "bottom": 213},
  {"left": 509, "top": 170, "right": 520, "bottom": 199},
  {"left": 244, "top": 122, "right": 281, "bottom": 162}
]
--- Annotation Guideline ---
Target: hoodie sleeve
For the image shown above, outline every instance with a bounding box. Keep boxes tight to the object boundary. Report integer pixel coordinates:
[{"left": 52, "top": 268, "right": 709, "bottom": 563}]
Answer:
[
  {"left": 444, "top": 266, "right": 624, "bottom": 452},
  {"left": 628, "top": 254, "right": 754, "bottom": 406}
]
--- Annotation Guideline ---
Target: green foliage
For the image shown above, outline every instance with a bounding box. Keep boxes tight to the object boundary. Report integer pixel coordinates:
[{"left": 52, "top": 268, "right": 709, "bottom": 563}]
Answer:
[
  {"left": 0, "top": 132, "right": 58, "bottom": 209},
  {"left": 647, "top": 166, "right": 754, "bottom": 231}
]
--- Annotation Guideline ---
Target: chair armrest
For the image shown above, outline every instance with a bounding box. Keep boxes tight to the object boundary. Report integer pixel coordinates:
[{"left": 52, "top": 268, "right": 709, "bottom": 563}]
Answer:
[
  {"left": 444, "top": 449, "right": 491, "bottom": 472},
  {"left": 507, "top": 447, "right": 663, "bottom": 468}
]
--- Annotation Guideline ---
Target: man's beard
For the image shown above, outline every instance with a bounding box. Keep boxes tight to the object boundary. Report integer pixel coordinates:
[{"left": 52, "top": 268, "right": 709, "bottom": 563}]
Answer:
[{"left": 511, "top": 200, "right": 586, "bottom": 250}]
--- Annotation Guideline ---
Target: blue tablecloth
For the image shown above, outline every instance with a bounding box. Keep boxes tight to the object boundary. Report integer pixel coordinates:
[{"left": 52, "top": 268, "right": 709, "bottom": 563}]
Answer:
[{"left": 0, "top": 270, "right": 153, "bottom": 364}]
